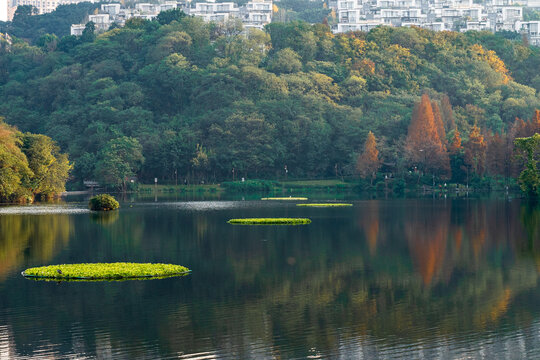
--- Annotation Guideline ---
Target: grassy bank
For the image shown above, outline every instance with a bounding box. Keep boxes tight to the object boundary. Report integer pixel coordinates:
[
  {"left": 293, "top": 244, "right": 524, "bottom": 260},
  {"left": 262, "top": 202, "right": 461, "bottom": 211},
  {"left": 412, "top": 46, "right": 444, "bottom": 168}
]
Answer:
[
  {"left": 138, "top": 184, "right": 221, "bottom": 193},
  {"left": 135, "top": 176, "right": 520, "bottom": 196},
  {"left": 138, "top": 180, "right": 352, "bottom": 193}
]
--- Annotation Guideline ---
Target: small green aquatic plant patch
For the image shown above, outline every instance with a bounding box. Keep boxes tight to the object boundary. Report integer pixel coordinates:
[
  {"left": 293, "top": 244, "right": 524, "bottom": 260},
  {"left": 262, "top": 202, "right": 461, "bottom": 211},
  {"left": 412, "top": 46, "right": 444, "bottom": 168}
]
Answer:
[
  {"left": 22, "top": 263, "right": 190, "bottom": 280},
  {"left": 88, "top": 194, "right": 119, "bottom": 211},
  {"left": 296, "top": 203, "right": 353, "bottom": 207},
  {"left": 228, "top": 218, "right": 311, "bottom": 225},
  {"left": 261, "top": 197, "right": 308, "bottom": 200}
]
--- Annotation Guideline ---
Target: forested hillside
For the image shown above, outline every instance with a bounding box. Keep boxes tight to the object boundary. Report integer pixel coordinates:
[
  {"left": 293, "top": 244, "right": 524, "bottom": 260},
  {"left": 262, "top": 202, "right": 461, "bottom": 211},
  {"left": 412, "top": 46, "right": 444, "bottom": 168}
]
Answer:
[{"left": 0, "top": 13, "right": 539, "bottom": 187}]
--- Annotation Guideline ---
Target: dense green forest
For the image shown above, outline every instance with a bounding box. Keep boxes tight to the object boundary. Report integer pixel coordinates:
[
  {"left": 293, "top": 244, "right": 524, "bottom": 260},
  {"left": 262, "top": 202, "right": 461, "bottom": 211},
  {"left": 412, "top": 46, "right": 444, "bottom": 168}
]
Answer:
[{"left": 0, "top": 9, "right": 539, "bottom": 189}]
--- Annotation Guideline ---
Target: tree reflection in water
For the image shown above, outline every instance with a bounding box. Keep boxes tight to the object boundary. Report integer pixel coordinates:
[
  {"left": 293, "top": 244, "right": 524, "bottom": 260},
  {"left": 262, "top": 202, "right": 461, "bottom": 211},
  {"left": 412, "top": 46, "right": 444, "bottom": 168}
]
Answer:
[
  {"left": 0, "top": 214, "right": 71, "bottom": 280},
  {"left": 1, "top": 199, "right": 540, "bottom": 359}
]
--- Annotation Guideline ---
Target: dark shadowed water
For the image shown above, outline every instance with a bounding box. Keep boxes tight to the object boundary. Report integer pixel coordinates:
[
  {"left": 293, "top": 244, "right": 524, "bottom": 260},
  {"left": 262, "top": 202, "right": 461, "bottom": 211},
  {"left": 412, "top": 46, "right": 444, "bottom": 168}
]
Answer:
[{"left": 0, "top": 194, "right": 539, "bottom": 359}]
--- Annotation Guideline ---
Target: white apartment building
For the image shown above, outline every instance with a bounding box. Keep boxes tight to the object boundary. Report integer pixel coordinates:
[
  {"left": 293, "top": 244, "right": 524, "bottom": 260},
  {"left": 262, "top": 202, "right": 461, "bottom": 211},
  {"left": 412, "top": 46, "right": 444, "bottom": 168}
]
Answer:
[
  {"left": 241, "top": 0, "right": 272, "bottom": 29},
  {"left": 491, "top": 6, "right": 523, "bottom": 30},
  {"left": 69, "top": 0, "right": 272, "bottom": 36},
  {"left": 101, "top": 3, "right": 121, "bottom": 16},
  {"left": 190, "top": 1, "right": 239, "bottom": 22},
  {"left": 441, "top": 5, "right": 484, "bottom": 29},
  {"left": 135, "top": 3, "right": 156, "bottom": 14},
  {"left": 11, "top": 0, "right": 97, "bottom": 17},
  {"left": 88, "top": 13, "right": 110, "bottom": 32},
  {"left": 70, "top": 23, "right": 85, "bottom": 35},
  {"left": 525, "top": 0, "right": 540, "bottom": 6},
  {"left": 0, "top": 0, "right": 8, "bottom": 22},
  {"left": 159, "top": 2, "right": 178, "bottom": 12},
  {"left": 517, "top": 20, "right": 540, "bottom": 44},
  {"left": 421, "top": 21, "right": 445, "bottom": 31},
  {"left": 461, "top": 20, "right": 491, "bottom": 31},
  {"left": 332, "top": 0, "right": 533, "bottom": 35},
  {"left": 334, "top": 19, "right": 386, "bottom": 32},
  {"left": 377, "top": 8, "right": 426, "bottom": 25}
]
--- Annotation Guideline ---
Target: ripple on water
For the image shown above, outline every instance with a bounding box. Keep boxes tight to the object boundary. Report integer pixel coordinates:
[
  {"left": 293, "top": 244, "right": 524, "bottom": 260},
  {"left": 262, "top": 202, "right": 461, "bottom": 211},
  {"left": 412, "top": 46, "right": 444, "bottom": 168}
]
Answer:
[
  {"left": 138, "top": 201, "right": 286, "bottom": 211},
  {"left": 0, "top": 205, "right": 89, "bottom": 215}
]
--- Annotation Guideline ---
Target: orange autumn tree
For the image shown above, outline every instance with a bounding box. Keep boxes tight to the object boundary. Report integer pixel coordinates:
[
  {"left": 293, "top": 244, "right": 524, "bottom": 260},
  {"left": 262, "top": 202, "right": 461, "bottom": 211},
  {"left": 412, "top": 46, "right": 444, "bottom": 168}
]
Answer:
[
  {"left": 432, "top": 100, "right": 447, "bottom": 147},
  {"left": 448, "top": 129, "right": 463, "bottom": 155},
  {"left": 440, "top": 94, "right": 455, "bottom": 131},
  {"left": 405, "top": 94, "right": 450, "bottom": 177},
  {"left": 529, "top": 109, "right": 540, "bottom": 135},
  {"left": 486, "top": 132, "right": 508, "bottom": 177},
  {"left": 464, "top": 125, "right": 487, "bottom": 176},
  {"left": 356, "top": 131, "right": 380, "bottom": 184},
  {"left": 447, "top": 129, "right": 468, "bottom": 183}
]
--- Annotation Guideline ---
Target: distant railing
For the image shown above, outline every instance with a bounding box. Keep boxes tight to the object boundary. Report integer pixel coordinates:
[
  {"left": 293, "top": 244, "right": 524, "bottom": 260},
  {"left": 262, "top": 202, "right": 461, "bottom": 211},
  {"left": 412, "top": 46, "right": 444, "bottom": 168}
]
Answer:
[{"left": 83, "top": 181, "right": 100, "bottom": 188}]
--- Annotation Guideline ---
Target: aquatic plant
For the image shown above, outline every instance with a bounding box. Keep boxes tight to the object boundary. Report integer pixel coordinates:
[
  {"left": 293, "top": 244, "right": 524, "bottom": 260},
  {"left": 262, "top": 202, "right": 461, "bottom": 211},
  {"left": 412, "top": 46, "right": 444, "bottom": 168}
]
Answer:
[
  {"left": 22, "top": 262, "right": 190, "bottom": 280},
  {"left": 296, "top": 203, "right": 353, "bottom": 207},
  {"left": 261, "top": 197, "right": 308, "bottom": 200},
  {"left": 88, "top": 194, "right": 119, "bottom": 211},
  {"left": 228, "top": 218, "right": 311, "bottom": 225}
]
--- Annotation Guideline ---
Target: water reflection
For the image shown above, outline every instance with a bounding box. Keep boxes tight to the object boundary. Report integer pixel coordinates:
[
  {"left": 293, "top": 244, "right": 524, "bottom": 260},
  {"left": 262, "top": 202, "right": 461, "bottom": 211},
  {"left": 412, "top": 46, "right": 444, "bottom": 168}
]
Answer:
[
  {"left": 0, "top": 214, "right": 72, "bottom": 280},
  {"left": 0, "top": 198, "right": 539, "bottom": 359},
  {"left": 90, "top": 211, "right": 119, "bottom": 226}
]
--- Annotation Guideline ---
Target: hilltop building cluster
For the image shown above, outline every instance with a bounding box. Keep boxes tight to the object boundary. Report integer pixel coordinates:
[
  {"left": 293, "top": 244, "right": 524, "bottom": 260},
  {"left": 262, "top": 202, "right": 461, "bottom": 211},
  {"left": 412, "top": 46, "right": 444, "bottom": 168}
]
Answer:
[
  {"left": 69, "top": 0, "right": 272, "bottom": 36},
  {"left": 330, "top": 0, "right": 540, "bottom": 44}
]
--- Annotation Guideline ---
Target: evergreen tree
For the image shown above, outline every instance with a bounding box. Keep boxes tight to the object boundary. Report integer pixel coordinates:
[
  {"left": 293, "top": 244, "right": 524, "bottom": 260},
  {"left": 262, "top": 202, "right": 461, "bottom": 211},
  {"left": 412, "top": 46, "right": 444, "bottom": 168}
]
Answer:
[{"left": 514, "top": 134, "right": 540, "bottom": 197}]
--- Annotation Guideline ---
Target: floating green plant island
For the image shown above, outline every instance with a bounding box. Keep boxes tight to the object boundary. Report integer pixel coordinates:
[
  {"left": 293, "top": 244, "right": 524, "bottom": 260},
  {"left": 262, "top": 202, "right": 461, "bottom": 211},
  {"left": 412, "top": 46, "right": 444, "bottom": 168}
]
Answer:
[
  {"left": 228, "top": 218, "right": 311, "bottom": 225},
  {"left": 88, "top": 194, "right": 119, "bottom": 211},
  {"left": 297, "top": 203, "right": 353, "bottom": 207},
  {"left": 22, "top": 263, "right": 190, "bottom": 281},
  {"left": 261, "top": 197, "right": 308, "bottom": 200}
]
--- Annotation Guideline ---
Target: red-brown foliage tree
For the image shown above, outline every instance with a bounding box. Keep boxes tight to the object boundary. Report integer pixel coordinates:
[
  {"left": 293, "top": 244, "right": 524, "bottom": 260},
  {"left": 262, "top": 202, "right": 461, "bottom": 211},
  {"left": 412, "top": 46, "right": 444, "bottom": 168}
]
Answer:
[
  {"left": 464, "top": 125, "right": 487, "bottom": 176},
  {"left": 356, "top": 131, "right": 380, "bottom": 184},
  {"left": 405, "top": 94, "right": 450, "bottom": 177}
]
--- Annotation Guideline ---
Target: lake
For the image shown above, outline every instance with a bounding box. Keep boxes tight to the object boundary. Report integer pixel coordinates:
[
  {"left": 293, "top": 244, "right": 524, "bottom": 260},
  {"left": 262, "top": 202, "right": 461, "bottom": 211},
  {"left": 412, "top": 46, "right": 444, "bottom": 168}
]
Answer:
[{"left": 0, "top": 194, "right": 539, "bottom": 359}]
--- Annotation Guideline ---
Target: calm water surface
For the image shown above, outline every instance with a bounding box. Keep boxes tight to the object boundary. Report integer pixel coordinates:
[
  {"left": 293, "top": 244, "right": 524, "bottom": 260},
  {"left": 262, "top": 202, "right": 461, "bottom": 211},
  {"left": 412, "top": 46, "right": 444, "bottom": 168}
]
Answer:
[{"left": 0, "top": 195, "right": 539, "bottom": 359}]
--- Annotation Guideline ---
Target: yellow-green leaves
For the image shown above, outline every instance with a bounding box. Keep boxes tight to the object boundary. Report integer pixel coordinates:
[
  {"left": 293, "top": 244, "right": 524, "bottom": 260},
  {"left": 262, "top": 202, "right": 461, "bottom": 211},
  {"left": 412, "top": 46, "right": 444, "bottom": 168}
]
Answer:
[
  {"left": 23, "top": 263, "right": 190, "bottom": 280},
  {"left": 228, "top": 218, "right": 311, "bottom": 225}
]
